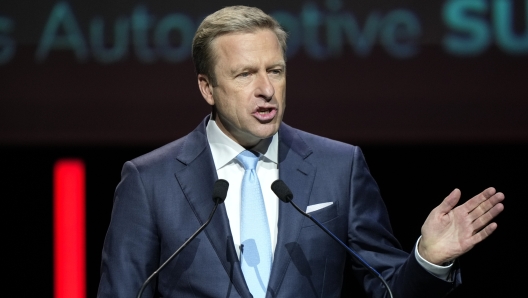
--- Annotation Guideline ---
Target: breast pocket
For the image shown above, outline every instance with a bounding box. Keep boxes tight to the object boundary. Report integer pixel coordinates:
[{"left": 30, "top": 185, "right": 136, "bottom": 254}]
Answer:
[{"left": 302, "top": 201, "right": 338, "bottom": 228}]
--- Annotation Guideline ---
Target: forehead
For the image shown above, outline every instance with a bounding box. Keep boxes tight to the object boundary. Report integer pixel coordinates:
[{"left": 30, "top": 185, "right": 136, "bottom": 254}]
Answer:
[{"left": 210, "top": 29, "right": 284, "bottom": 70}]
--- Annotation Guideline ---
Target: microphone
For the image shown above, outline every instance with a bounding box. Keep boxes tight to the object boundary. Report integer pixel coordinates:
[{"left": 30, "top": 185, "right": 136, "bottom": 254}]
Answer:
[
  {"left": 271, "top": 180, "right": 393, "bottom": 298},
  {"left": 136, "top": 179, "right": 229, "bottom": 298}
]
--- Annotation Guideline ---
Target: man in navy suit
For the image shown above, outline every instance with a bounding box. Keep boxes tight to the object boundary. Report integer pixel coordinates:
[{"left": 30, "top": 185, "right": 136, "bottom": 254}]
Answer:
[{"left": 97, "top": 6, "right": 505, "bottom": 298}]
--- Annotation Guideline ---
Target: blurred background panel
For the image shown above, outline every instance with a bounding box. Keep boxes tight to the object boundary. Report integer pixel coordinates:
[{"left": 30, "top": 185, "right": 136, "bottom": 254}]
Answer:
[
  {"left": 2, "top": 0, "right": 526, "bottom": 144},
  {"left": 1, "top": 0, "right": 526, "bottom": 297}
]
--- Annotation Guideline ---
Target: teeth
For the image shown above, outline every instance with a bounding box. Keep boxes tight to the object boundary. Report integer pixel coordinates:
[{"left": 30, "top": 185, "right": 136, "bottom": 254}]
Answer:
[{"left": 258, "top": 109, "right": 270, "bottom": 114}]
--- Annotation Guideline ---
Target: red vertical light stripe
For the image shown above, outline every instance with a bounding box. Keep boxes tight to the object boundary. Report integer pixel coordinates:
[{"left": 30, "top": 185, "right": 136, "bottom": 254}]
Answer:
[{"left": 54, "top": 159, "right": 86, "bottom": 298}]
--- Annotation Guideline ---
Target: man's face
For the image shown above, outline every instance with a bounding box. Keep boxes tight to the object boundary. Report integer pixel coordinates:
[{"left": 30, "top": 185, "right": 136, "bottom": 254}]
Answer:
[{"left": 198, "top": 29, "right": 286, "bottom": 148}]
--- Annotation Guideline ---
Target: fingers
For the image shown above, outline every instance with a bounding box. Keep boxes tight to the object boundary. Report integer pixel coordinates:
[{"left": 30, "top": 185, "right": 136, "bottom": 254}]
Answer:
[
  {"left": 471, "top": 221, "right": 499, "bottom": 245},
  {"left": 467, "top": 190, "right": 505, "bottom": 222},
  {"left": 470, "top": 200, "right": 505, "bottom": 232},
  {"left": 436, "top": 188, "right": 461, "bottom": 214},
  {"left": 459, "top": 187, "right": 497, "bottom": 213}
]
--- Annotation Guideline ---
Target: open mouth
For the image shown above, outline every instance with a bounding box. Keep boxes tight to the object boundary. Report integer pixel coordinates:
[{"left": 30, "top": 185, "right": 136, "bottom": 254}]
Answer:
[
  {"left": 253, "top": 106, "right": 277, "bottom": 121},
  {"left": 257, "top": 107, "right": 272, "bottom": 114}
]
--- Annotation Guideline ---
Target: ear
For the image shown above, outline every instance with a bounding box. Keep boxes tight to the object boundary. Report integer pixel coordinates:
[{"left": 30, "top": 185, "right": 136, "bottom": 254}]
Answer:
[{"left": 198, "top": 74, "right": 214, "bottom": 106}]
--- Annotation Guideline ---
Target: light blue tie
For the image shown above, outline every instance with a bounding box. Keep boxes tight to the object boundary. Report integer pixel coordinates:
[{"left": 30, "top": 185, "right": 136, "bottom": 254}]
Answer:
[{"left": 237, "top": 150, "right": 272, "bottom": 298}]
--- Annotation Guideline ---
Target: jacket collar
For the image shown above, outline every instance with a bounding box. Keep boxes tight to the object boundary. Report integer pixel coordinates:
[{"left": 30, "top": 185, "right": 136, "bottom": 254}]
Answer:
[
  {"left": 267, "top": 123, "right": 315, "bottom": 297},
  {"left": 174, "top": 117, "right": 316, "bottom": 298},
  {"left": 173, "top": 116, "right": 250, "bottom": 297}
]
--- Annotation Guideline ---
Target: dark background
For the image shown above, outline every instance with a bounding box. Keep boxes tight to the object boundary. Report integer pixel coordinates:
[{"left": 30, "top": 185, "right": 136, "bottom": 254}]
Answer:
[
  {"left": 1, "top": 0, "right": 526, "bottom": 297},
  {"left": 4, "top": 144, "right": 524, "bottom": 297}
]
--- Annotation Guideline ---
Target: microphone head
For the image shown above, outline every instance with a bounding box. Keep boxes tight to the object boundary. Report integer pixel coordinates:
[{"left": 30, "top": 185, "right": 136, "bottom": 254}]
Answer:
[
  {"left": 271, "top": 180, "right": 293, "bottom": 203},
  {"left": 212, "top": 179, "right": 229, "bottom": 204}
]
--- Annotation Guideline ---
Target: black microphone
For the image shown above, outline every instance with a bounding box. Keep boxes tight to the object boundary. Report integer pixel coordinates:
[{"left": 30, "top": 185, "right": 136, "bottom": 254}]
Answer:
[
  {"left": 271, "top": 180, "right": 394, "bottom": 298},
  {"left": 136, "top": 179, "right": 229, "bottom": 298}
]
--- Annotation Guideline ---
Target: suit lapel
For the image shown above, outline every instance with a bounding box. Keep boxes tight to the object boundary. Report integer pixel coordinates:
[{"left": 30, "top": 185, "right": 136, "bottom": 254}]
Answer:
[
  {"left": 267, "top": 123, "right": 316, "bottom": 297},
  {"left": 173, "top": 118, "right": 250, "bottom": 297}
]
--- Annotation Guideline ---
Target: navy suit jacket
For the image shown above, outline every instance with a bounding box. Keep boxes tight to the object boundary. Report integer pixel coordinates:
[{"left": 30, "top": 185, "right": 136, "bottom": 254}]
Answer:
[{"left": 97, "top": 116, "right": 460, "bottom": 297}]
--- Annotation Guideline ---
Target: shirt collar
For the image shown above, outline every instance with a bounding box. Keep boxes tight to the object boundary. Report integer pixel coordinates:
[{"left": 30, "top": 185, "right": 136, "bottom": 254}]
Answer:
[{"left": 206, "top": 117, "right": 279, "bottom": 170}]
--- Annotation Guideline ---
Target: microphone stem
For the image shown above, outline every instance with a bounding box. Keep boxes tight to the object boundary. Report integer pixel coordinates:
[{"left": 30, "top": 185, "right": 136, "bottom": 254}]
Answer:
[
  {"left": 289, "top": 201, "right": 394, "bottom": 298},
  {"left": 136, "top": 202, "right": 220, "bottom": 298}
]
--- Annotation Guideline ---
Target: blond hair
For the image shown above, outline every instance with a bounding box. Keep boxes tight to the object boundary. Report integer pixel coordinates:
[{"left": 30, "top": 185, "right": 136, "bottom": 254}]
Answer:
[{"left": 192, "top": 6, "right": 287, "bottom": 86}]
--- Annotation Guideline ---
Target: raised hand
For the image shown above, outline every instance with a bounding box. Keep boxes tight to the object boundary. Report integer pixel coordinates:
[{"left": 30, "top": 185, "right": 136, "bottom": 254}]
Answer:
[{"left": 418, "top": 187, "right": 505, "bottom": 265}]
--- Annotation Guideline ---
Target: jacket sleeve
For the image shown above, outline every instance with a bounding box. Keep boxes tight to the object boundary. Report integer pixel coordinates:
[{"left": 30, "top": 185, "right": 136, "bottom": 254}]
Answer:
[{"left": 347, "top": 146, "right": 461, "bottom": 298}]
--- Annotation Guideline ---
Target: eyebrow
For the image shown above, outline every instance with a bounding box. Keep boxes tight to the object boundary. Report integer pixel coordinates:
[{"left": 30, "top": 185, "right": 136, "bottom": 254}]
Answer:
[
  {"left": 230, "top": 61, "right": 286, "bottom": 75},
  {"left": 229, "top": 65, "right": 256, "bottom": 76},
  {"left": 268, "top": 62, "right": 286, "bottom": 70}
]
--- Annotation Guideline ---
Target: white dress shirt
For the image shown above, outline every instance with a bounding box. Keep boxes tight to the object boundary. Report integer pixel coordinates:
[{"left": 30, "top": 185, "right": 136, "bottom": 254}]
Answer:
[
  {"left": 205, "top": 118, "right": 452, "bottom": 279},
  {"left": 206, "top": 119, "right": 279, "bottom": 260}
]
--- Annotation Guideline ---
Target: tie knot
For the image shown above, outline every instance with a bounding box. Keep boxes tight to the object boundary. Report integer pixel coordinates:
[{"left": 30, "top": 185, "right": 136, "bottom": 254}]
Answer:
[{"left": 236, "top": 150, "right": 259, "bottom": 171}]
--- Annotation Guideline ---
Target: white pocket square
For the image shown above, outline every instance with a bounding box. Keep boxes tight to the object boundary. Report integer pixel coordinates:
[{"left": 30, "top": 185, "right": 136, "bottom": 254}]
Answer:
[{"left": 306, "top": 202, "right": 333, "bottom": 213}]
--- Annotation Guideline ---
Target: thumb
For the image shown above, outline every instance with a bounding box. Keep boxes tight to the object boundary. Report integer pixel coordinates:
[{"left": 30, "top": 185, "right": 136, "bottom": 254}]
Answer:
[{"left": 436, "top": 188, "right": 461, "bottom": 214}]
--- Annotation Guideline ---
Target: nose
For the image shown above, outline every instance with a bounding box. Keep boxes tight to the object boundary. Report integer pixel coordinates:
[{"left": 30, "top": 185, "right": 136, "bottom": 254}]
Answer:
[{"left": 255, "top": 72, "right": 275, "bottom": 101}]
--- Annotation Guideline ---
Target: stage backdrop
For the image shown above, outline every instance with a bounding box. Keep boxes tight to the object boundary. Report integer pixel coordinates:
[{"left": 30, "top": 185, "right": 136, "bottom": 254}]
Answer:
[{"left": 1, "top": 0, "right": 527, "bottom": 144}]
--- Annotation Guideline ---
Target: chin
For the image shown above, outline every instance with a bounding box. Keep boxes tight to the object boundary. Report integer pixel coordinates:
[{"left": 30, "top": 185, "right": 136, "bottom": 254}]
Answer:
[{"left": 256, "top": 127, "right": 279, "bottom": 139}]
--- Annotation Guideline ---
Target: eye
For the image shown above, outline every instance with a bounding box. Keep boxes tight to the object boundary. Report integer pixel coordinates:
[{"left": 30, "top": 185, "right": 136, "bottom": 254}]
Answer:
[
  {"left": 238, "top": 72, "right": 251, "bottom": 78},
  {"left": 269, "top": 68, "right": 284, "bottom": 77}
]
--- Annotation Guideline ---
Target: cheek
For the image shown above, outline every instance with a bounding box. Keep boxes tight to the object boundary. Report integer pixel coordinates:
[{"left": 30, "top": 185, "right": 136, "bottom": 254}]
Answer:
[
  {"left": 214, "top": 90, "right": 233, "bottom": 113},
  {"left": 275, "top": 82, "right": 286, "bottom": 100},
  {"left": 216, "top": 94, "right": 246, "bottom": 123}
]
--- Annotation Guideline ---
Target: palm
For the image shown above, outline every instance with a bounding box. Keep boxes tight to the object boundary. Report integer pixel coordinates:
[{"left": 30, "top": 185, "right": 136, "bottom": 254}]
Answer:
[{"left": 418, "top": 187, "right": 505, "bottom": 265}]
